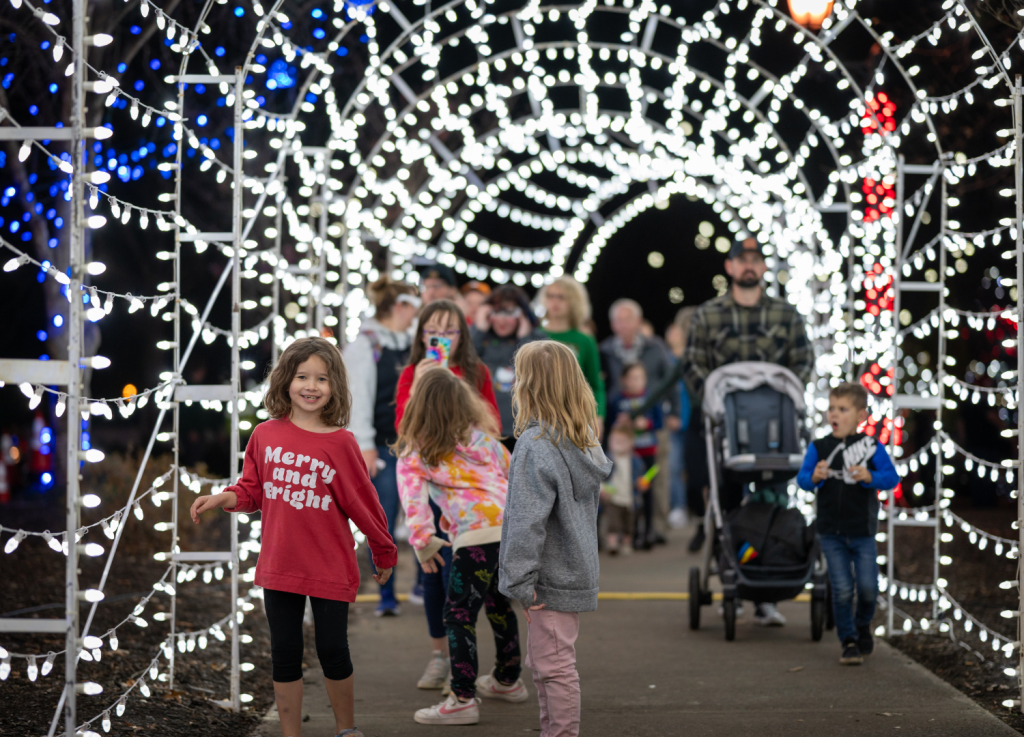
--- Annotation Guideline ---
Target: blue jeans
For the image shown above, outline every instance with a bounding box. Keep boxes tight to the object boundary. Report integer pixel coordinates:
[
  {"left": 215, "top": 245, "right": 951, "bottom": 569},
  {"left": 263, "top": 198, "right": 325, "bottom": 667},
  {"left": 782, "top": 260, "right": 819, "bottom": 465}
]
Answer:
[
  {"left": 669, "top": 430, "right": 687, "bottom": 511},
  {"left": 423, "top": 499, "right": 452, "bottom": 639},
  {"left": 819, "top": 534, "right": 879, "bottom": 645},
  {"left": 370, "top": 445, "right": 399, "bottom": 609}
]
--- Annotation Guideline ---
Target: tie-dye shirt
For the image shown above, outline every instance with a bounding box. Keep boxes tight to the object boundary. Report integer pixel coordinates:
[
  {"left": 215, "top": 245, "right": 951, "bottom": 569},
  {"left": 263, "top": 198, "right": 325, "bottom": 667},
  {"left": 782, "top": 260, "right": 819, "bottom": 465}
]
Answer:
[{"left": 397, "top": 429, "right": 509, "bottom": 562}]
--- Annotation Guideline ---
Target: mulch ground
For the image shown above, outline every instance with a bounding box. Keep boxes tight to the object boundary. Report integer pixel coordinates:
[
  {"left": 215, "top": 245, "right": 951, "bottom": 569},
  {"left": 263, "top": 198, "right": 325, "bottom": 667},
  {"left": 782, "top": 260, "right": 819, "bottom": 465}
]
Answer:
[
  {"left": 882, "top": 498, "right": 1024, "bottom": 733},
  {"left": 0, "top": 455, "right": 280, "bottom": 737}
]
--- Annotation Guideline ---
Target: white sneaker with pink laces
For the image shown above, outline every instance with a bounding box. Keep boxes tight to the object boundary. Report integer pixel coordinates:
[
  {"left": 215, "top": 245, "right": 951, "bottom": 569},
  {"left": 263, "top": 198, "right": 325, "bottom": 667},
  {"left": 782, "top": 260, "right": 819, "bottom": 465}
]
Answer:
[
  {"left": 413, "top": 693, "right": 480, "bottom": 725},
  {"left": 475, "top": 669, "right": 529, "bottom": 703}
]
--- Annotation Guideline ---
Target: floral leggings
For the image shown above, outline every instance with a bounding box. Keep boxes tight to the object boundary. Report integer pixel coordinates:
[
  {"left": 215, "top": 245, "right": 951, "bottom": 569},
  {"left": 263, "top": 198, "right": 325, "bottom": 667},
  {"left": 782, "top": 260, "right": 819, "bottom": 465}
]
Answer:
[{"left": 443, "top": 542, "right": 522, "bottom": 699}]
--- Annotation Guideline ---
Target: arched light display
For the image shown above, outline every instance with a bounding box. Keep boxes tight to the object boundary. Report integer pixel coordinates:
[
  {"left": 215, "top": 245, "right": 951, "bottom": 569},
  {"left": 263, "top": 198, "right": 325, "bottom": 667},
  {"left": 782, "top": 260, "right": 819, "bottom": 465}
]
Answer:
[{"left": 4, "top": 0, "right": 1024, "bottom": 731}]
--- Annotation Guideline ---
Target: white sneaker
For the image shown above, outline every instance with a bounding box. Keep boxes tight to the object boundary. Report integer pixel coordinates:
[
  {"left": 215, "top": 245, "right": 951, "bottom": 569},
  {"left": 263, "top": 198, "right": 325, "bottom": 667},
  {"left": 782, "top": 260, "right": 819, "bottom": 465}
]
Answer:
[
  {"left": 417, "top": 652, "right": 450, "bottom": 689},
  {"left": 475, "top": 669, "right": 529, "bottom": 703},
  {"left": 413, "top": 693, "right": 480, "bottom": 725},
  {"left": 755, "top": 602, "right": 786, "bottom": 626},
  {"left": 668, "top": 508, "right": 688, "bottom": 529}
]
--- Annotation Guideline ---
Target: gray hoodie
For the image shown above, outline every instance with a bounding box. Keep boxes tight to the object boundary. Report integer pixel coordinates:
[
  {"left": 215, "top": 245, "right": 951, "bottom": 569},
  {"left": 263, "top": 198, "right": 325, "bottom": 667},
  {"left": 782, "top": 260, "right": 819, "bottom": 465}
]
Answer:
[{"left": 498, "top": 421, "right": 613, "bottom": 613}]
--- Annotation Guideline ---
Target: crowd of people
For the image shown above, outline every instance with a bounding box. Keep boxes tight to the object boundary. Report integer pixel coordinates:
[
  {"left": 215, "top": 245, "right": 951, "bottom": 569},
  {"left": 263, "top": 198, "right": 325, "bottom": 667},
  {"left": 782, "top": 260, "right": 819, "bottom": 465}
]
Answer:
[{"left": 187, "top": 236, "right": 901, "bottom": 736}]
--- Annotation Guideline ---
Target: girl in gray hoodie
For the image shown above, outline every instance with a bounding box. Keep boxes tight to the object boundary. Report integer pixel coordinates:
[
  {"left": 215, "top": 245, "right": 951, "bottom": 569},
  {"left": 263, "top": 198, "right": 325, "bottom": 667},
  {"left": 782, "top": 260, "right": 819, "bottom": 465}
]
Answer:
[{"left": 499, "top": 341, "right": 612, "bottom": 737}]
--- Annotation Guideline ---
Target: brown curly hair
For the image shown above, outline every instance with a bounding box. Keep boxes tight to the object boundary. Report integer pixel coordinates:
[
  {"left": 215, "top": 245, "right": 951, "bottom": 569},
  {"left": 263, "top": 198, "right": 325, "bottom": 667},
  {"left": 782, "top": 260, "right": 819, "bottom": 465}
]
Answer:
[{"left": 263, "top": 337, "right": 351, "bottom": 427}]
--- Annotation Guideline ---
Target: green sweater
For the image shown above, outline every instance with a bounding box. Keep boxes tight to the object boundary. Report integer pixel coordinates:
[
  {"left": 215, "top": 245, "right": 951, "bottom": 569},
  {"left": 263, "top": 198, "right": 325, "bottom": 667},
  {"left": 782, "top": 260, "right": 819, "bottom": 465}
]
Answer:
[{"left": 543, "top": 328, "right": 607, "bottom": 418}]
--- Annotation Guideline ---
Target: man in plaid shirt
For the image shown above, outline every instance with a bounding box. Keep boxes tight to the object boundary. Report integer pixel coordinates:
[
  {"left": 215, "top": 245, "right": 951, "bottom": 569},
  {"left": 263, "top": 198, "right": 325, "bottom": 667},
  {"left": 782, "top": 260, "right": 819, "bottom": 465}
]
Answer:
[
  {"left": 689, "top": 237, "right": 812, "bottom": 627},
  {"left": 683, "top": 239, "right": 813, "bottom": 399}
]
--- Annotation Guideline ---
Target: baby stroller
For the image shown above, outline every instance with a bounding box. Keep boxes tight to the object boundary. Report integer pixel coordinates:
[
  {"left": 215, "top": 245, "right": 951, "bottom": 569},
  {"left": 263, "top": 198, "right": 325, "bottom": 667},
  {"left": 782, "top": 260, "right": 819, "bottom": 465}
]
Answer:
[{"left": 687, "top": 362, "right": 831, "bottom": 641}]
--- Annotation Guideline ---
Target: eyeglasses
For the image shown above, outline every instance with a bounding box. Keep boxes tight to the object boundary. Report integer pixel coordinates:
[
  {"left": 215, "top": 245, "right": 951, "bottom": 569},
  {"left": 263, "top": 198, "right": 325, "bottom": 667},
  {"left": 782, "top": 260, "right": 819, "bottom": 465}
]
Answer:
[
  {"left": 423, "top": 329, "right": 460, "bottom": 339},
  {"left": 491, "top": 308, "right": 522, "bottom": 319}
]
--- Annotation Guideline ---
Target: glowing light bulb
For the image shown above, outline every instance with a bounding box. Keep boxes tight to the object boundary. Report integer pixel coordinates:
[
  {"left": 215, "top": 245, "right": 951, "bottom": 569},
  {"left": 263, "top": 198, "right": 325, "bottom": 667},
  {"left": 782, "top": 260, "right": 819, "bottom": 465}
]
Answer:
[
  {"left": 77, "top": 681, "right": 103, "bottom": 695},
  {"left": 41, "top": 652, "right": 56, "bottom": 675},
  {"left": 82, "top": 542, "right": 105, "bottom": 557},
  {"left": 81, "top": 588, "right": 105, "bottom": 602},
  {"left": 27, "top": 655, "right": 38, "bottom": 681},
  {"left": 53, "top": 37, "right": 63, "bottom": 61},
  {"left": 82, "top": 449, "right": 106, "bottom": 463},
  {"left": 0, "top": 657, "right": 10, "bottom": 681},
  {"left": 102, "top": 711, "right": 111, "bottom": 732},
  {"left": 87, "top": 215, "right": 108, "bottom": 229},
  {"left": 88, "top": 34, "right": 113, "bottom": 46},
  {"left": 4, "top": 531, "right": 25, "bottom": 554}
]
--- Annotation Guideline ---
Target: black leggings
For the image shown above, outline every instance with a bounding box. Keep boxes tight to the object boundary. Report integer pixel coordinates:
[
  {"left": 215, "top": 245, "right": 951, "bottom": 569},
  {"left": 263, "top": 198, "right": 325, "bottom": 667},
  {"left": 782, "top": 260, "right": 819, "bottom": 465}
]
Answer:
[
  {"left": 263, "top": 589, "right": 352, "bottom": 683},
  {"left": 444, "top": 542, "right": 521, "bottom": 699}
]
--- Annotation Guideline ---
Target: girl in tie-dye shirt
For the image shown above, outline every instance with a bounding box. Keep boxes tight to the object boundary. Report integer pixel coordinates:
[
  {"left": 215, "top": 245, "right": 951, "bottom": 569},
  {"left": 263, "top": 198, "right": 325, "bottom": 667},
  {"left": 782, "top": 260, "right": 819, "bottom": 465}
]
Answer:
[{"left": 394, "top": 367, "right": 527, "bottom": 725}]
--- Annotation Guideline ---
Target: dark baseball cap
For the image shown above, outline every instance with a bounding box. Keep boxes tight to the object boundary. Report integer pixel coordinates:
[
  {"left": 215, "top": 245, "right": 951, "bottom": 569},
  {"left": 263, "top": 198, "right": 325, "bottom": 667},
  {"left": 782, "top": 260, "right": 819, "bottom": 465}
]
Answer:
[
  {"left": 417, "top": 262, "right": 458, "bottom": 287},
  {"left": 727, "top": 237, "right": 765, "bottom": 260}
]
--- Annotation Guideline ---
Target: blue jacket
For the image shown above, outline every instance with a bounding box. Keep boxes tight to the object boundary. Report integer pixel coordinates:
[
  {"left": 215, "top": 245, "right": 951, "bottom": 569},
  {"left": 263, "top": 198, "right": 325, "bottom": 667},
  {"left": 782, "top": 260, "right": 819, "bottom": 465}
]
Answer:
[{"left": 797, "top": 432, "right": 900, "bottom": 537}]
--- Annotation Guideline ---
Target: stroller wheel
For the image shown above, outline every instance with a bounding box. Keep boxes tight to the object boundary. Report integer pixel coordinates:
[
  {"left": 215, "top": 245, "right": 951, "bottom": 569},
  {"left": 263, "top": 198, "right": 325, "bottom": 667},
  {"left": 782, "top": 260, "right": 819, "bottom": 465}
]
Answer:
[
  {"left": 722, "top": 598, "right": 736, "bottom": 641},
  {"left": 811, "top": 596, "right": 825, "bottom": 642},
  {"left": 688, "top": 566, "right": 702, "bottom": 630}
]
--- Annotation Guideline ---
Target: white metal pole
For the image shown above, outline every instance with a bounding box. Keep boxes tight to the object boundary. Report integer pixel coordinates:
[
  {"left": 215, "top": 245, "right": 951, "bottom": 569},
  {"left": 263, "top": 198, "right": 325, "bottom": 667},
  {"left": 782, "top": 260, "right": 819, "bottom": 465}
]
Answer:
[
  {"left": 65, "top": 1, "right": 85, "bottom": 734},
  {"left": 271, "top": 199, "right": 282, "bottom": 366},
  {"left": 229, "top": 65, "right": 244, "bottom": 713},
  {"left": 1013, "top": 74, "right": 1023, "bottom": 715},
  {"left": 168, "top": 77, "right": 185, "bottom": 693},
  {"left": 933, "top": 176, "right": 947, "bottom": 622},
  {"left": 887, "top": 155, "right": 905, "bottom": 638},
  {"left": 315, "top": 195, "right": 327, "bottom": 333}
]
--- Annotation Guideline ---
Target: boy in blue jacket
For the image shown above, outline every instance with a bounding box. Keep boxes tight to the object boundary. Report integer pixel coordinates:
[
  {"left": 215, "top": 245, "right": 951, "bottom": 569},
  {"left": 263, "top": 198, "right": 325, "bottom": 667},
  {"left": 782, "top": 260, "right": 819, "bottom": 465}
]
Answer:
[{"left": 797, "top": 382, "right": 900, "bottom": 666}]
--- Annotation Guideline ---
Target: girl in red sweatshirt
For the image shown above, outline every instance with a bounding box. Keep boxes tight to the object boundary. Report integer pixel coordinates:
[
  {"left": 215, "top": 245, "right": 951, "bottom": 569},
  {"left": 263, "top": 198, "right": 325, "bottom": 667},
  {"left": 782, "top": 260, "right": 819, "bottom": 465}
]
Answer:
[{"left": 191, "top": 337, "right": 397, "bottom": 737}]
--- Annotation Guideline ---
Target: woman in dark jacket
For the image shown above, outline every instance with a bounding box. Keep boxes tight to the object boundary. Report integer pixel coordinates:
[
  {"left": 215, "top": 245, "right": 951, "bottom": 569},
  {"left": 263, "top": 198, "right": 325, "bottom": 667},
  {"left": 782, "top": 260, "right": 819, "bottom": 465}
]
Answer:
[{"left": 472, "top": 285, "right": 547, "bottom": 451}]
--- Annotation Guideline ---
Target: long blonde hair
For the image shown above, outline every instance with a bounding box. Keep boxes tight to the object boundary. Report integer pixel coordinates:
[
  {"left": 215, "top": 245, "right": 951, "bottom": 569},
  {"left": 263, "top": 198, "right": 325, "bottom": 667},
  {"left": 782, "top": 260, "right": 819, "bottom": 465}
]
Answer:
[
  {"left": 512, "top": 341, "right": 598, "bottom": 450},
  {"left": 540, "top": 276, "right": 591, "bottom": 330},
  {"left": 393, "top": 367, "right": 499, "bottom": 466}
]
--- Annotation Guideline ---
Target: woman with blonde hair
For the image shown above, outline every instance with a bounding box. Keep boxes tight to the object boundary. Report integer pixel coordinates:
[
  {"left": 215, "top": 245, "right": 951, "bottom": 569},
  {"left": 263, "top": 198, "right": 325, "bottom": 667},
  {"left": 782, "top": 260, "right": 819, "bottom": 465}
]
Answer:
[
  {"left": 537, "top": 276, "right": 606, "bottom": 426},
  {"left": 499, "top": 341, "right": 612, "bottom": 737}
]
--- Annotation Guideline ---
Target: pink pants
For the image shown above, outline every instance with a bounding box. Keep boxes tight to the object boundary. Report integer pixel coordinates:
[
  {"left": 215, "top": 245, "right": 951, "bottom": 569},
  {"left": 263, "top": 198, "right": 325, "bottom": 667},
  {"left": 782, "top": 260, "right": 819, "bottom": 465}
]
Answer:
[{"left": 525, "top": 609, "right": 581, "bottom": 737}]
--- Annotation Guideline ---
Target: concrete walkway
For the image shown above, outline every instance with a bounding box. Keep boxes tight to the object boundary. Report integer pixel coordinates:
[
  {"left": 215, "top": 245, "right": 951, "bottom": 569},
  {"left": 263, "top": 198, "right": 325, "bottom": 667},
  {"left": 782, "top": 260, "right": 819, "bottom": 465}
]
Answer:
[{"left": 256, "top": 527, "right": 1016, "bottom": 737}]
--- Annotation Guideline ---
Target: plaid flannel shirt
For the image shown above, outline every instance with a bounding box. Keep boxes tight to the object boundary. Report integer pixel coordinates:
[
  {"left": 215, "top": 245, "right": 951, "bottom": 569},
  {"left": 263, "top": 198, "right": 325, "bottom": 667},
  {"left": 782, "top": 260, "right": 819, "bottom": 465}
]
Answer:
[{"left": 684, "top": 291, "right": 813, "bottom": 401}]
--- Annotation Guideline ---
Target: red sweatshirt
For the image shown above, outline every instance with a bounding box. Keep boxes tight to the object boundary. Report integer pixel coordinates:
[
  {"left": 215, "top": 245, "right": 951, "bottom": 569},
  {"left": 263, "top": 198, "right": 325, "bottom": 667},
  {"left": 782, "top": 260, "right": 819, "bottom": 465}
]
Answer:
[
  {"left": 224, "top": 418, "right": 398, "bottom": 601},
  {"left": 394, "top": 364, "right": 500, "bottom": 430}
]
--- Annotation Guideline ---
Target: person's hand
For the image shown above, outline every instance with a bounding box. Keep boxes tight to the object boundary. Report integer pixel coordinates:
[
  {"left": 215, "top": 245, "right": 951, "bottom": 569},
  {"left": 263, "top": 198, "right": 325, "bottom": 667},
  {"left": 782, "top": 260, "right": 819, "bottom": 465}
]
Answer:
[
  {"left": 475, "top": 304, "right": 492, "bottom": 332},
  {"left": 516, "top": 315, "right": 532, "bottom": 339},
  {"left": 410, "top": 357, "right": 441, "bottom": 396},
  {"left": 666, "top": 415, "right": 682, "bottom": 432},
  {"left": 361, "top": 448, "right": 379, "bottom": 479},
  {"left": 522, "top": 590, "right": 546, "bottom": 624},
  {"left": 419, "top": 540, "right": 453, "bottom": 574},
  {"left": 637, "top": 477, "right": 651, "bottom": 493},
  {"left": 373, "top": 567, "right": 393, "bottom": 586},
  {"left": 811, "top": 460, "right": 829, "bottom": 484},
  {"left": 190, "top": 492, "right": 236, "bottom": 523},
  {"left": 848, "top": 465, "right": 872, "bottom": 484},
  {"left": 635, "top": 417, "right": 650, "bottom": 431}
]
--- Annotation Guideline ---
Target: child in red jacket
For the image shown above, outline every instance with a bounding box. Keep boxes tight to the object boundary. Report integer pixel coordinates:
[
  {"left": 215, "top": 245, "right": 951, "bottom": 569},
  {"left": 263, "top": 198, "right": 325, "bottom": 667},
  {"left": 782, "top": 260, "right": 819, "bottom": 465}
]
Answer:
[{"left": 191, "top": 337, "right": 397, "bottom": 737}]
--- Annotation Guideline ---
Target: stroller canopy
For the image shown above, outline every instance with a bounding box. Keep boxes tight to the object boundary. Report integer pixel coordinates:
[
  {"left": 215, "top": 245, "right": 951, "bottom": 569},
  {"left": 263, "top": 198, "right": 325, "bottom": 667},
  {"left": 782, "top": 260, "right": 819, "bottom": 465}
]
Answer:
[{"left": 702, "top": 362, "right": 807, "bottom": 422}]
